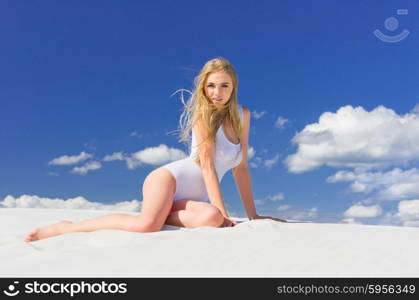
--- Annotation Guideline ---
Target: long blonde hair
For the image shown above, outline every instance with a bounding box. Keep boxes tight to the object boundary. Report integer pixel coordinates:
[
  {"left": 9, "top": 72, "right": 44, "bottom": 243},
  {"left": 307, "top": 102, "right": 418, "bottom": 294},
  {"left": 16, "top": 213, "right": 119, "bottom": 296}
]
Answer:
[{"left": 171, "top": 57, "right": 242, "bottom": 167}]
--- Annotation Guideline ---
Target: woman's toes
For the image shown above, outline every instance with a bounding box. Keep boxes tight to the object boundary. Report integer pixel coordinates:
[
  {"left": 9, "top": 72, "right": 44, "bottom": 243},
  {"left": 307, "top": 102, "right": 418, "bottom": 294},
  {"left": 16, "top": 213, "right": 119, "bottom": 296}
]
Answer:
[
  {"left": 24, "top": 221, "right": 73, "bottom": 242},
  {"left": 24, "top": 229, "right": 39, "bottom": 242}
]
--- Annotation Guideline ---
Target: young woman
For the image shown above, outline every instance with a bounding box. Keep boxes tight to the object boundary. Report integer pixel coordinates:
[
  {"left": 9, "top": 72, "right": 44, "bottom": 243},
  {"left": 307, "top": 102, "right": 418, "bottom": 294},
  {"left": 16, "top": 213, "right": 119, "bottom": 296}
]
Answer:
[{"left": 24, "top": 57, "right": 286, "bottom": 242}]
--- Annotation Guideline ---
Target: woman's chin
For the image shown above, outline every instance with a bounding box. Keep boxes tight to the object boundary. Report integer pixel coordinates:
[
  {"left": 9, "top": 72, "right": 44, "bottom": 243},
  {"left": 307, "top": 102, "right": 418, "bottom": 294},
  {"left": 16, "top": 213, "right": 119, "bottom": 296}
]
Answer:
[{"left": 212, "top": 101, "right": 225, "bottom": 107}]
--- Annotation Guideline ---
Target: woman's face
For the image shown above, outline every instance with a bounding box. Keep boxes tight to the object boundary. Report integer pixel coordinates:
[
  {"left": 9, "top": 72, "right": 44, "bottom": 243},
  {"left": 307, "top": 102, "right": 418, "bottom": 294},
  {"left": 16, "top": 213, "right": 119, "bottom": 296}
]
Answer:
[{"left": 204, "top": 71, "right": 234, "bottom": 108}]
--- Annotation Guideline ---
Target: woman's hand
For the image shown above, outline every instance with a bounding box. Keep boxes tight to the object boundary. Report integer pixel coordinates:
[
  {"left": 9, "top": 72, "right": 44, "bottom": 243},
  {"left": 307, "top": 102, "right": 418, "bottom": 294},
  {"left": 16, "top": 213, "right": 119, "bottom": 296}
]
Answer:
[
  {"left": 221, "top": 217, "right": 236, "bottom": 227},
  {"left": 250, "top": 214, "right": 287, "bottom": 223}
]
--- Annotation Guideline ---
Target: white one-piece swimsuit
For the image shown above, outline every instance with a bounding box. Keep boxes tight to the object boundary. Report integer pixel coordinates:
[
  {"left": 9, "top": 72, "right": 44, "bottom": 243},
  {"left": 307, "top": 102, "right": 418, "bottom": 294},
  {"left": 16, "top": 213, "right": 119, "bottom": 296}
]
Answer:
[{"left": 160, "top": 104, "right": 244, "bottom": 202}]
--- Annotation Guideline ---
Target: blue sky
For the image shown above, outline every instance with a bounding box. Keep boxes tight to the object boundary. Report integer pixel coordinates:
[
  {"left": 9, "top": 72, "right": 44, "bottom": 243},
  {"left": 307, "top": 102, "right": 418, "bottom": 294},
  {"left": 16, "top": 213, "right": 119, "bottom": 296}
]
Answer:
[{"left": 1, "top": 0, "right": 419, "bottom": 226}]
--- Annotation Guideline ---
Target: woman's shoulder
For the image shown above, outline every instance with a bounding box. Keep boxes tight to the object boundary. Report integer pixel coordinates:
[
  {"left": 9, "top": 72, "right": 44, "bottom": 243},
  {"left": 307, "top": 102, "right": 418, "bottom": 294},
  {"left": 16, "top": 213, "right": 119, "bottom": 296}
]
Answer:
[
  {"left": 238, "top": 104, "right": 250, "bottom": 118},
  {"left": 238, "top": 103, "right": 248, "bottom": 111}
]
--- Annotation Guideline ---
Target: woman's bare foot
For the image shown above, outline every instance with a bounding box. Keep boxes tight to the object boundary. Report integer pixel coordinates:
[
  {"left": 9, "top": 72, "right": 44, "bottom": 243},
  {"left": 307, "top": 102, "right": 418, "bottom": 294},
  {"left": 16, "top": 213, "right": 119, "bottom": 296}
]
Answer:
[{"left": 24, "top": 221, "right": 74, "bottom": 242}]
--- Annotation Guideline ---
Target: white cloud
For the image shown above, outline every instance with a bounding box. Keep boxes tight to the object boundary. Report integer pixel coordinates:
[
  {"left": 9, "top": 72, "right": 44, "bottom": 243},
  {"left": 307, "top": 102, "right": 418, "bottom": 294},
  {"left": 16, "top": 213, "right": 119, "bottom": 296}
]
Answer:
[
  {"left": 130, "top": 131, "right": 144, "bottom": 138},
  {"left": 277, "top": 204, "right": 291, "bottom": 212},
  {"left": 249, "top": 157, "right": 263, "bottom": 168},
  {"left": 126, "top": 144, "right": 187, "bottom": 169},
  {"left": 327, "top": 168, "right": 419, "bottom": 201},
  {"left": 103, "top": 152, "right": 126, "bottom": 162},
  {"left": 380, "top": 199, "right": 419, "bottom": 227},
  {"left": 48, "top": 151, "right": 92, "bottom": 166},
  {"left": 411, "top": 103, "right": 419, "bottom": 115},
  {"left": 247, "top": 146, "right": 256, "bottom": 160},
  {"left": 252, "top": 110, "right": 267, "bottom": 119},
  {"left": 255, "top": 193, "right": 285, "bottom": 205},
  {"left": 343, "top": 203, "right": 382, "bottom": 218},
  {"left": 396, "top": 199, "right": 419, "bottom": 222},
  {"left": 377, "top": 212, "right": 402, "bottom": 227},
  {"left": 326, "top": 170, "right": 357, "bottom": 183},
  {"left": 384, "top": 182, "right": 419, "bottom": 200},
  {"left": 280, "top": 207, "right": 318, "bottom": 221},
  {"left": 71, "top": 161, "right": 102, "bottom": 175},
  {"left": 0, "top": 194, "right": 141, "bottom": 212},
  {"left": 247, "top": 149, "right": 280, "bottom": 170},
  {"left": 266, "top": 192, "right": 285, "bottom": 202},
  {"left": 264, "top": 153, "right": 280, "bottom": 170},
  {"left": 285, "top": 105, "right": 419, "bottom": 173},
  {"left": 341, "top": 218, "right": 362, "bottom": 224},
  {"left": 402, "top": 220, "right": 419, "bottom": 227},
  {"left": 275, "top": 116, "right": 288, "bottom": 128},
  {"left": 101, "top": 144, "right": 187, "bottom": 170}
]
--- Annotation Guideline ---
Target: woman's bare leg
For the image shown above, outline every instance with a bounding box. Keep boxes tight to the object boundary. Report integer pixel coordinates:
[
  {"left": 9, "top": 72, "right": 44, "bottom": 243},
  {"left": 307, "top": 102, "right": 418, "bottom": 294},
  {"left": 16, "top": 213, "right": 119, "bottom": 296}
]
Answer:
[
  {"left": 24, "top": 221, "right": 74, "bottom": 242},
  {"left": 165, "top": 199, "right": 224, "bottom": 228},
  {"left": 24, "top": 168, "right": 176, "bottom": 242},
  {"left": 24, "top": 214, "right": 144, "bottom": 242}
]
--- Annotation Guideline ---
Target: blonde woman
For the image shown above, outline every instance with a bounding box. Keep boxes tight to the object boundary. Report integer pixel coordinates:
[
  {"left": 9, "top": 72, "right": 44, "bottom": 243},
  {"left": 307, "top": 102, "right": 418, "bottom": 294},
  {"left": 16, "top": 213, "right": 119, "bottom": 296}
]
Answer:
[{"left": 25, "top": 57, "right": 286, "bottom": 242}]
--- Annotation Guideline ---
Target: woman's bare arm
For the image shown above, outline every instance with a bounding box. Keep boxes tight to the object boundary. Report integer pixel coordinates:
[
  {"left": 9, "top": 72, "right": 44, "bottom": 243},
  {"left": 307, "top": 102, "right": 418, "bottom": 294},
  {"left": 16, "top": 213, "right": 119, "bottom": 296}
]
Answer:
[
  {"left": 193, "top": 121, "right": 230, "bottom": 218},
  {"left": 232, "top": 106, "right": 286, "bottom": 222},
  {"left": 232, "top": 106, "right": 256, "bottom": 218}
]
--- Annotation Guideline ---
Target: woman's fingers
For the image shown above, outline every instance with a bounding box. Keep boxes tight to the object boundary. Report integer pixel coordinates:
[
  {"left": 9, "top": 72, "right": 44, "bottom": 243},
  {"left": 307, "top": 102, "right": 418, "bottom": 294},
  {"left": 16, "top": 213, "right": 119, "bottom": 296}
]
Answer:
[
  {"left": 254, "top": 215, "right": 287, "bottom": 223},
  {"left": 222, "top": 217, "right": 236, "bottom": 227},
  {"left": 270, "top": 216, "right": 287, "bottom": 222}
]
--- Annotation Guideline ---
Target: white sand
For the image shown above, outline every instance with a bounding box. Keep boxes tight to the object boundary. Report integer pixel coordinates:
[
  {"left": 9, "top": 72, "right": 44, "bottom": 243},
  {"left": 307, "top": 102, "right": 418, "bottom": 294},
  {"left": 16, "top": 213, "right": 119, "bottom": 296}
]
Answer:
[{"left": 1, "top": 208, "right": 419, "bottom": 277}]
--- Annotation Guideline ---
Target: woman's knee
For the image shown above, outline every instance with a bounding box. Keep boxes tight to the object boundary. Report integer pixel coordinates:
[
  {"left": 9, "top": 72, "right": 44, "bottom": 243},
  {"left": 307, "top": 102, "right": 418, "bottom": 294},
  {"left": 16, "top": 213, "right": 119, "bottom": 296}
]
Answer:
[
  {"left": 129, "top": 217, "right": 162, "bottom": 233},
  {"left": 197, "top": 206, "right": 224, "bottom": 228}
]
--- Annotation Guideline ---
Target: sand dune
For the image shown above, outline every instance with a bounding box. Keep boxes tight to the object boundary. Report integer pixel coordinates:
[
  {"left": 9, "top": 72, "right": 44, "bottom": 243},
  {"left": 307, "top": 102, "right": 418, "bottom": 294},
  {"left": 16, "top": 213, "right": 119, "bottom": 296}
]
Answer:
[{"left": 1, "top": 208, "right": 418, "bottom": 277}]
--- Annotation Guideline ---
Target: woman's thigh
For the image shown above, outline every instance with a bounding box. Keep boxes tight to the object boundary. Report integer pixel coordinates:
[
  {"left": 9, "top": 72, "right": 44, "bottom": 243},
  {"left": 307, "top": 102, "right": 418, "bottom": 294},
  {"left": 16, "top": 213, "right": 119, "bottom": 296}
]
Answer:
[
  {"left": 165, "top": 199, "right": 224, "bottom": 228},
  {"left": 140, "top": 168, "right": 176, "bottom": 228},
  {"left": 170, "top": 199, "right": 216, "bottom": 213}
]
